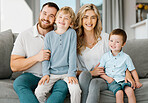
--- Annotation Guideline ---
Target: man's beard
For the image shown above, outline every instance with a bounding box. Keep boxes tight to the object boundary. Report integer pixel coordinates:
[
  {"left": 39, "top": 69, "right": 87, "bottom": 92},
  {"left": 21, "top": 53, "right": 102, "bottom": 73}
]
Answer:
[{"left": 38, "top": 19, "right": 53, "bottom": 29}]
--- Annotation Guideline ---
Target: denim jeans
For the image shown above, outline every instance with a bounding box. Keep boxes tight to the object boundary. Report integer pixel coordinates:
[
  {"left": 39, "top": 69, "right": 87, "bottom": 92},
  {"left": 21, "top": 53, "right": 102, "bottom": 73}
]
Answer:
[
  {"left": 79, "top": 71, "right": 108, "bottom": 103},
  {"left": 13, "top": 73, "right": 68, "bottom": 103}
]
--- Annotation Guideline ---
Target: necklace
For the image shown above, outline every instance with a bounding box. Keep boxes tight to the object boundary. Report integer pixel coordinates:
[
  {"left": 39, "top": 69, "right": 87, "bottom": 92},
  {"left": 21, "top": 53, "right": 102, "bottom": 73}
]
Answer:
[{"left": 86, "top": 40, "right": 97, "bottom": 46}]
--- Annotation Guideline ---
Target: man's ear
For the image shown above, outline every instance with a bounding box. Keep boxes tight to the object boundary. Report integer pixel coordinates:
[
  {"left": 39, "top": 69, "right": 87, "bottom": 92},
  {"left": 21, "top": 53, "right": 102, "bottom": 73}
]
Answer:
[{"left": 122, "top": 42, "right": 126, "bottom": 47}]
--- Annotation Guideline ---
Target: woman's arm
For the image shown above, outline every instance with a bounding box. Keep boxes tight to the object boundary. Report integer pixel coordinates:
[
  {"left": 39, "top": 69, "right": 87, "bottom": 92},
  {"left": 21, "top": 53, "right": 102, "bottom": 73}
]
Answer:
[{"left": 125, "top": 69, "right": 135, "bottom": 89}]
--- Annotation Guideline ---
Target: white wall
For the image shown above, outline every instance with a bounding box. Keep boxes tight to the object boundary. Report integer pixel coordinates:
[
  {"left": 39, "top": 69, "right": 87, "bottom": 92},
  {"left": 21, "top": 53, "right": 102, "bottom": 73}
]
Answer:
[
  {"left": 1, "top": 0, "right": 33, "bottom": 33},
  {"left": 123, "top": 0, "right": 136, "bottom": 40}
]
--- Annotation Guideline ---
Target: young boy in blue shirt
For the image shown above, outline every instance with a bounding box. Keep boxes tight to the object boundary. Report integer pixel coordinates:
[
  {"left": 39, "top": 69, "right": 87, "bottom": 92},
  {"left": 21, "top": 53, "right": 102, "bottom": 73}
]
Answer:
[
  {"left": 99, "top": 29, "right": 142, "bottom": 103},
  {"left": 35, "top": 6, "right": 81, "bottom": 103}
]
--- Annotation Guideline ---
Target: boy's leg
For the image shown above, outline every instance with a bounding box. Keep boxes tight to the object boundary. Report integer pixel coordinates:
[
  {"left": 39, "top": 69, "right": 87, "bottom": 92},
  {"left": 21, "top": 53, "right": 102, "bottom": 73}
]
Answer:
[
  {"left": 124, "top": 86, "right": 136, "bottom": 103},
  {"left": 108, "top": 81, "right": 123, "bottom": 103},
  {"left": 46, "top": 80, "right": 69, "bottom": 103},
  {"left": 35, "top": 75, "right": 58, "bottom": 103},
  {"left": 64, "top": 77, "right": 82, "bottom": 103},
  {"left": 116, "top": 90, "right": 124, "bottom": 103},
  {"left": 13, "top": 73, "right": 40, "bottom": 103}
]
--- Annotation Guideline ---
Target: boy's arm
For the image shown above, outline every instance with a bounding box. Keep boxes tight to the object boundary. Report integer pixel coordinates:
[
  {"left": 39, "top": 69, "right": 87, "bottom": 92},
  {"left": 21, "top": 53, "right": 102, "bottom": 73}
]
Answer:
[
  {"left": 100, "top": 74, "right": 114, "bottom": 83},
  {"left": 42, "top": 34, "right": 51, "bottom": 76},
  {"left": 131, "top": 70, "right": 139, "bottom": 82},
  {"left": 68, "top": 30, "right": 77, "bottom": 77},
  {"left": 131, "top": 69, "right": 142, "bottom": 88}
]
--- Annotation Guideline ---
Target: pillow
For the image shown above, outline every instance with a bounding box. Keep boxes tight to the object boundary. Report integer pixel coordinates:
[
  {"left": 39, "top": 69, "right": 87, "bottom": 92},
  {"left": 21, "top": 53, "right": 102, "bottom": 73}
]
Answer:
[
  {"left": 0, "top": 29, "right": 13, "bottom": 79},
  {"left": 123, "top": 39, "right": 148, "bottom": 78}
]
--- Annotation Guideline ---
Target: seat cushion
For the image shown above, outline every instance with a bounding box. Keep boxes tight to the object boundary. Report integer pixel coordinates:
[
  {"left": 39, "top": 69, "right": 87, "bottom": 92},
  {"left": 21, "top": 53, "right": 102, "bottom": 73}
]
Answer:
[
  {"left": 0, "top": 79, "right": 18, "bottom": 99},
  {"left": 0, "top": 29, "right": 14, "bottom": 79}
]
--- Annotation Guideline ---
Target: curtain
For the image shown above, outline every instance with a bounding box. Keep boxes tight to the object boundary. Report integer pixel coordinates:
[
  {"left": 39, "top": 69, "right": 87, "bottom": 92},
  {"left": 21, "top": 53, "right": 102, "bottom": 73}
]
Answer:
[{"left": 103, "top": 0, "right": 123, "bottom": 34}]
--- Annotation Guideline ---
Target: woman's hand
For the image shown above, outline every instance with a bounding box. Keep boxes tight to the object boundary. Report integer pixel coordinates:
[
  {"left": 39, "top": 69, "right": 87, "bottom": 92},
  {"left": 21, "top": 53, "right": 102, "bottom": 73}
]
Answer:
[
  {"left": 38, "top": 75, "right": 50, "bottom": 85},
  {"left": 125, "top": 70, "right": 135, "bottom": 89},
  {"left": 90, "top": 63, "right": 105, "bottom": 76},
  {"left": 68, "top": 77, "right": 78, "bottom": 84}
]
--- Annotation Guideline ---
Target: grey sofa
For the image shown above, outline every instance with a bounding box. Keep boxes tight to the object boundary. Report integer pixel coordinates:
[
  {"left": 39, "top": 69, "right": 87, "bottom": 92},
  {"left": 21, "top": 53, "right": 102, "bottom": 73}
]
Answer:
[{"left": 0, "top": 29, "right": 148, "bottom": 103}]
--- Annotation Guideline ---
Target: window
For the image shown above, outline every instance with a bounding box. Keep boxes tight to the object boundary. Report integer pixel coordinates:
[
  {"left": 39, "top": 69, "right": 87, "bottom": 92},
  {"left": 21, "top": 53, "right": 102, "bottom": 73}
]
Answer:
[{"left": 0, "top": 0, "right": 33, "bottom": 33}]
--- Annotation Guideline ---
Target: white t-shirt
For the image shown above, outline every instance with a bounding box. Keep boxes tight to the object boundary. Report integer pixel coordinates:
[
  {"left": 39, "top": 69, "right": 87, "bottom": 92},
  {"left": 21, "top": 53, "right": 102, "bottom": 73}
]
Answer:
[
  {"left": 11, "top": 23, "right": 44, "bottom": 77},
  {"left": 77, "top": 32, "right": 110, "bottom": 71}
]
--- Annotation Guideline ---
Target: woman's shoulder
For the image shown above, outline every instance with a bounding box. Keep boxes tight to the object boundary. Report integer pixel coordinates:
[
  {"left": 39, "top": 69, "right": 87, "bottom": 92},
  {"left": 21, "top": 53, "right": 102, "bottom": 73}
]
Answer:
[{"left": 97, "top": 31, "right": 109, "bottom": 41}]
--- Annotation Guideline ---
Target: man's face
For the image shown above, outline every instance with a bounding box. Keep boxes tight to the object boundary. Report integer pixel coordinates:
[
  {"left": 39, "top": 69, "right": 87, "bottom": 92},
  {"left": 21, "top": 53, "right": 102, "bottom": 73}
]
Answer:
[{"left": 39, "top": 5, "right": 57, "bottom": 29}]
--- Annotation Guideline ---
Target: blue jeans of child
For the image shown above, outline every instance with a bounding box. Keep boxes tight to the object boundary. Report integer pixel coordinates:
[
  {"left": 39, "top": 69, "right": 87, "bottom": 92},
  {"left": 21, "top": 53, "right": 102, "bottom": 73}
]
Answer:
[{"left": 13, "top": 73, "right": 68, "bottom": 103}]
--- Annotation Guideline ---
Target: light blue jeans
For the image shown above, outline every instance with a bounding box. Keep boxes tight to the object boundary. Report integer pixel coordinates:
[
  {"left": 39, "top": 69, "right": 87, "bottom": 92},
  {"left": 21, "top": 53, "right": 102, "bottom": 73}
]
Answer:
[
  {"left": 13, "top": 73, "right": 68, "bottom": 103},
  {"left": 79, "top": 71, "right": 108, "bottom": 103}
]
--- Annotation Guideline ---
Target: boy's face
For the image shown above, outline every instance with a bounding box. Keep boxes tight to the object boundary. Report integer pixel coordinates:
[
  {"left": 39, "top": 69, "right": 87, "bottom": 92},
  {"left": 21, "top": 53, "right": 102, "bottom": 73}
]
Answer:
[
  {"left": 55, "top": 11, "right": 72, "bottom": 30},
  {"left": 109, "top": 35, "right": 125, "bottom": 53},
  {"left": 39, "top": 5, "right": 57, "bottom": 29}
]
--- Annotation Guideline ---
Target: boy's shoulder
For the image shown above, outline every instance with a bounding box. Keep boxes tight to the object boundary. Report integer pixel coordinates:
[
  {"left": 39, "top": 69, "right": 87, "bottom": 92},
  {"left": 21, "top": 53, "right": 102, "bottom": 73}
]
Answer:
[
  {"left": 67, "top": 28, "right": 76, "bottom": 33},
  {"left": 101, "top": 51, "right": 110, "bottom": 59}
]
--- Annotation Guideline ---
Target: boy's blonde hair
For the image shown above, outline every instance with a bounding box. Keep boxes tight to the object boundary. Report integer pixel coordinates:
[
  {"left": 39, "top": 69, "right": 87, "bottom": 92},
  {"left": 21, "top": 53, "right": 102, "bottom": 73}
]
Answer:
[
  {"left": 56, "top": 6, "right": 76, "bottom": 26},
  {"left": 109, "top": 28, "right": 127, "bottom": 44}
]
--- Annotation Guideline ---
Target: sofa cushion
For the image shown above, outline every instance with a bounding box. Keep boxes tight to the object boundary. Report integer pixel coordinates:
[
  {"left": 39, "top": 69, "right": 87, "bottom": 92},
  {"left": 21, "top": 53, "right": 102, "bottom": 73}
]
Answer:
[
  {"left": 123, "top": 39, "right": 148, "bottom": 78},
  {"left": 0, "top": 79, "right": 18, "bottom": 99},
  {"left": 0, "top": 29, "right": 13, "bottom": 79}
]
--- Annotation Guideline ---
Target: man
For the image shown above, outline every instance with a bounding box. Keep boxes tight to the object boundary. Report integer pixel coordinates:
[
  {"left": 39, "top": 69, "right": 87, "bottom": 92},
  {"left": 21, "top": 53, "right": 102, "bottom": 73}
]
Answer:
[{"left": 11, "top": 2, "right": 68, "bottom": 103}]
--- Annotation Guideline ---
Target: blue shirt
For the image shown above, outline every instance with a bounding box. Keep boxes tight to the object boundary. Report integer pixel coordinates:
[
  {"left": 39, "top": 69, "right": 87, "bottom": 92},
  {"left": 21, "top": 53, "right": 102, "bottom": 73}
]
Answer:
[
  {"left": 42, "top": 28, "right": 77, "bottom": 77},
  {"left": 99, "top": 51, "right": 135, "bottom": 82}
]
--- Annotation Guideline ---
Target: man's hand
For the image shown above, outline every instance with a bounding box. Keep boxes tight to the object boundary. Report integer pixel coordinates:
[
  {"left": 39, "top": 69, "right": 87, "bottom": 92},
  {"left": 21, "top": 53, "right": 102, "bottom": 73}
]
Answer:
[
  {"left": 68, "top": 77, "right": 78, "bottom": 84},
  {"left": 36, "top": 49, "right": 51, "bottom": 62},
  {"left": 90, "top": 63, "right": 105, "bottom": 76},
  {"left": 38, "top": 75, "right": 50, "bottom": 85}
]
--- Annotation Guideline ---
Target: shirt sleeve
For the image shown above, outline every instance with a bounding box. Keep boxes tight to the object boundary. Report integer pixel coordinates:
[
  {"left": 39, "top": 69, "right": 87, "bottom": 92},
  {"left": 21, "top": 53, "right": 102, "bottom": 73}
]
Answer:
[
  {"left": 42, "top": 33, "right": 50, "bottom": 76},
  {"left": 126, "top": 55, "right": 135, "bottom": 71},
  {"left": 68, "top": 30, "right": 77, "bottom": 77},
  {"left": 11, "top": 32, "right": 26, "bottom": 57}
]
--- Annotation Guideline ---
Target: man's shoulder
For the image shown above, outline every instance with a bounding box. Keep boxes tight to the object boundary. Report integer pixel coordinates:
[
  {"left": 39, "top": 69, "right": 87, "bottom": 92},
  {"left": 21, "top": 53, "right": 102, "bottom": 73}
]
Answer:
[{"left": 19, "top": 26, "right": 34, "bottom": 37}]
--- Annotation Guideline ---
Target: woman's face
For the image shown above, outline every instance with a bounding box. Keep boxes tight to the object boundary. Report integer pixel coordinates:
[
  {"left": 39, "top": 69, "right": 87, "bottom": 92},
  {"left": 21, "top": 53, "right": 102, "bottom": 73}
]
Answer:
[{"left": 82, "top": 10, "right": 97, "bottom": 32}]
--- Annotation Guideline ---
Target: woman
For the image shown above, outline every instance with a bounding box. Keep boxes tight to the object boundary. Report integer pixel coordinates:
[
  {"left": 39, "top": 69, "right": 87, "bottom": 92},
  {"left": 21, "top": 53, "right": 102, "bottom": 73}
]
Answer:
[{"left": 74, "top": 4, "right": 135, "bottom": 103}]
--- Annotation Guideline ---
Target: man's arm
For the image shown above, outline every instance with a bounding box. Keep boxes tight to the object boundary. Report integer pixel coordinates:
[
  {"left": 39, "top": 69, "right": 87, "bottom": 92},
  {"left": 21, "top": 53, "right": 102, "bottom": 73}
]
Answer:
[{"left": 10, "top": 49, "right": 50, "bottom": 72}]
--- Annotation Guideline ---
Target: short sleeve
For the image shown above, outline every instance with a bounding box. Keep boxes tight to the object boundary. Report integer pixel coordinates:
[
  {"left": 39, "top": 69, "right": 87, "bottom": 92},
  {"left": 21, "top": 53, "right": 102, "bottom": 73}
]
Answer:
[
  {"left": 11, "top": 32, "right": 26, "bottom": 57},
  {"left": 126, "top": 55, "right": 135, "bottom": 71}
]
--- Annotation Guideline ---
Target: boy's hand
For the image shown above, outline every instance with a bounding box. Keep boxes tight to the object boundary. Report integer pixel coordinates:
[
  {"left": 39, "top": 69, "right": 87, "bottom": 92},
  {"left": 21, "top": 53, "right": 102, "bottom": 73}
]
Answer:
[
  {"left": 38, "top": 75, "right": 50, "bottom": 85},
  {"left": 68, "top": 77, "right": 78, "bottom": 84},
  {"left": 135, "top": 81, "right": 142, "bottom": 88},
  {"left": 107, "top": 77, "right": 114, "bottom": 84}
]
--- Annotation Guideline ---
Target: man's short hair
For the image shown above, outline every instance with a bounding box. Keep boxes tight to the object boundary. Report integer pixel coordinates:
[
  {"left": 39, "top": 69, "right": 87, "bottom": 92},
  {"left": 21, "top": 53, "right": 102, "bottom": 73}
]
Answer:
[
  {"left": 41, "top": 2, "right": 59, "bottom": 11},
  {"left": 109, "top": 28, "right": 127, "bottom": 44}
]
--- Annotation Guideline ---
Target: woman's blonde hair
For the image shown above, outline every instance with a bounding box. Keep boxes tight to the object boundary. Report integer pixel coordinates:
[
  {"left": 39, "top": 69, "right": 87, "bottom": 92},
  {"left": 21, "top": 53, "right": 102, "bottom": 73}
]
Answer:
[
  {"left": 56, "top": 6, "right": 75, "bottom": 27},
  {"left": 74, "top": 4, "right": 102, "bottom": 54}
]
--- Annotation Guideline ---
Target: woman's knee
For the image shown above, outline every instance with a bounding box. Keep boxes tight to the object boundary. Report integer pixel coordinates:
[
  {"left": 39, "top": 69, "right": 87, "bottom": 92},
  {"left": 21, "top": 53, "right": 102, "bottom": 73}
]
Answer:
[{"left": 79, "top": 71, "right": 91, "bottom": 83}]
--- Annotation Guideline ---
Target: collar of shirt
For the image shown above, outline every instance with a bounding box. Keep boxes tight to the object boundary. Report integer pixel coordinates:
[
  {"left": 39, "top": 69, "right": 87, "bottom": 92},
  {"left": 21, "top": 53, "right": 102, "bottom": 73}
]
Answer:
[
  {"left": 109, "top": 50, "right": 123, "bottom": 58},
  {"left": 33, "top": 23, "right": 44, "bottom": 38}
]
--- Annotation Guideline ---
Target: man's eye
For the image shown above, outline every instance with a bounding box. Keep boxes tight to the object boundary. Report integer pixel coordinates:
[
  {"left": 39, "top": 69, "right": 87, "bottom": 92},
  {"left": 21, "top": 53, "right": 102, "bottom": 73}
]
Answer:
[{"left": 110, "top": 40, "right": 113, "bottom": 42}]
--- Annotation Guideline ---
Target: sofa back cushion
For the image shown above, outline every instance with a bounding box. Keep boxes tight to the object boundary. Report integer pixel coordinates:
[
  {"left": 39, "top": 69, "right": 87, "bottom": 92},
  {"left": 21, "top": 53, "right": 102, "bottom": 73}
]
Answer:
[
  {"left": 0, "top": 29, "right": 13, "bottom": 79},
  {"left": 123, "top": 39, "right": 148, "bottom": 78}
]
